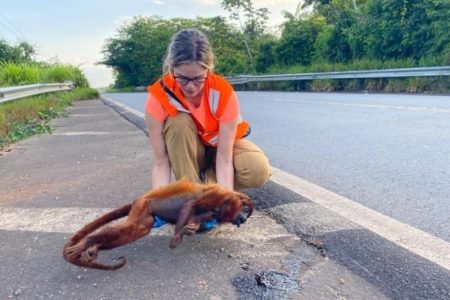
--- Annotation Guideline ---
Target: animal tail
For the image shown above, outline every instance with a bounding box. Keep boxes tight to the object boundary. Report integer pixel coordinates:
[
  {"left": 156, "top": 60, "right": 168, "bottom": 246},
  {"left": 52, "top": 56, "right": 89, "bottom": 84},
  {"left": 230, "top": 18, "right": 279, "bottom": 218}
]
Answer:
[
  {"left": 68, "top": 255, "right": 127, "bottom": 270},
  {"left": 63, "top": 204, "right": 132, "bottom": 265}
]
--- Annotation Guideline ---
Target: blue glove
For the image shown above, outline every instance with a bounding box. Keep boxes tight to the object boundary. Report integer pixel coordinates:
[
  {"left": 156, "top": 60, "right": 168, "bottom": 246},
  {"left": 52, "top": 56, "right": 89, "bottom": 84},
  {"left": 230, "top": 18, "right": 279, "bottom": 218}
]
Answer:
[
  {"left": 198, "top": 219, "right": 219, "bottom": 232},
  {"left": 153, "top": 215, "right": 167, "bottom": 228},
  {"left": 152, "top": 215, "right": 218, "bottom": 232}
]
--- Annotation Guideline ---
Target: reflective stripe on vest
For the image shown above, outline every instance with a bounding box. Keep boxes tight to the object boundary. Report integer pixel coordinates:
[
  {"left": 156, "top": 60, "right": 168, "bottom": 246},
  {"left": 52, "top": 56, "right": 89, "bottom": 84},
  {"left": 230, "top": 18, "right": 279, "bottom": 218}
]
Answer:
[
  {"left": 209, "top": 88, "right": 220, "bottom": 115},
  {"left": 167, "top": 95, "right": 190, "bottom": 114},
  {"left": 208, "top": 135, "right": 219, "bottom": 146},
  {"left": 164, "top": 88, "right": 221, "bottom": 117}
]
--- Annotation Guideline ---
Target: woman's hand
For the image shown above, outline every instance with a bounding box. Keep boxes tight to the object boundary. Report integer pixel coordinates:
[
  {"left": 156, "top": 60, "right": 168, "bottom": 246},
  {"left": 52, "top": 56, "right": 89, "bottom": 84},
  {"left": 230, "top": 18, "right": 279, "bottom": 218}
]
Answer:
[
  {"left": 145, "top": 114, "right": 171, "bottom": 188},
  {"left": 216, "top": 118, "right": 238, "bottom": 190}
]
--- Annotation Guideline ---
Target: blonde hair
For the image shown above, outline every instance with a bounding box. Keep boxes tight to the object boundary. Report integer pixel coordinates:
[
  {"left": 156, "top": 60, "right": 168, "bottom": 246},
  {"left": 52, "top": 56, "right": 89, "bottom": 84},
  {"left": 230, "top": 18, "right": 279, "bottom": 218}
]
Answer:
[{"left": 163, "top": 29, "right": 214, "bottom": 73}]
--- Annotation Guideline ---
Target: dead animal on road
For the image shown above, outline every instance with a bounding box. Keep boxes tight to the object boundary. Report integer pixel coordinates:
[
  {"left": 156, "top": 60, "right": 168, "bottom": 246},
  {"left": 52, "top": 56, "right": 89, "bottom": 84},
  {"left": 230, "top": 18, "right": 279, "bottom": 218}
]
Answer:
[{"left": 63, "top": 178, "right": 253, "bottom": 270}]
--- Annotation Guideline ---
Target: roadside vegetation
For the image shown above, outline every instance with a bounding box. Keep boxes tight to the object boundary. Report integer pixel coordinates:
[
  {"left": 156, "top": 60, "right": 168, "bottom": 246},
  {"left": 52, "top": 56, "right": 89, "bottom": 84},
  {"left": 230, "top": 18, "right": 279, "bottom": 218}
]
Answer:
[
  {"left": 0, "top": 42, "right": 98, "bottom": 149},
  {"left": 0, "top": 88, "right": 99, "bottom": 149},
  {"left": 0, "top": 62, "right": 89, "bottom": 88},
  {"left": 101, "top": 0, "right": 449, "bottom": 93},
  {"left": 241, "top": 58, "right": 450, "bottom": 93}
]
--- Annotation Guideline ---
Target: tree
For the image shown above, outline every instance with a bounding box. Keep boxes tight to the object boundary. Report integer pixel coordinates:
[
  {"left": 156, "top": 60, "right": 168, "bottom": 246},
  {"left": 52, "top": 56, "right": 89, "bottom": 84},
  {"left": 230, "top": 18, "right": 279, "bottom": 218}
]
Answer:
[
  {"left": 0, "top": 40, "right": 35, "bottom": 63},
  {"left": 198, "top": 16, "right": 251, "bottom": 75},
  {"left": 361, "top": 0, "right": 433, "bottom": 60},
  {"left": 325, "top": 8, "right": 354, "bottom": 62},
  {"left": 101, "top": 16, "right": 251, "bottom": 87},
  {"left": 221, "top": 0, "right": 270, "bottom": 73},
  {"left": 425, "top": 0, "right": 450, "bottom": 55},
  {"left": 255, "top": 37, "right": 277, "bottom": 72},
  {"left": 101, "top": 16, "right": 195, "bottom": 87},
  {"left": 276, "top": 12, "right": 327, "bottom": 66}
]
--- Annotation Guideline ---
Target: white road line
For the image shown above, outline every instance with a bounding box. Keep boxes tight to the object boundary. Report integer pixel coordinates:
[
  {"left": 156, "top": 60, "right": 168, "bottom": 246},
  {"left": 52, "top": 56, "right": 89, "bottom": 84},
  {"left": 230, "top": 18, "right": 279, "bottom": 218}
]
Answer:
[
  {"left": 52, "top": 132, "right": 111, "bottom": 136},
  {"left": 0, "top": 207, "right": 172, "bottom": 236},
  {"left": 0, "top": 207, "right": 110, "bottom": 233},
  {"left": 101, "top": 96, "right": 146, "bottom": 118},
  {"left": 52, "top": 131, "right": 138, "bottom": 136},
  {"left": 276, "top": 98, "right": 450, "bottom": 113},
  {"left": 270, "top": 166, "right": 450, "bottom": 271},
  {"left": 70, "top": 114, "right": 113, "bottom": 117},
  {"left": 307, "top": 100, "right": 450, "bottom": 113}
]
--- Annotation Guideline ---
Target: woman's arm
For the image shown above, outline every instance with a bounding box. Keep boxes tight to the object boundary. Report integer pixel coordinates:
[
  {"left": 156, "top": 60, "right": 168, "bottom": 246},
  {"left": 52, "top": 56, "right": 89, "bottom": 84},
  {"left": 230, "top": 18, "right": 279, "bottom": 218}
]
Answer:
[
  {"left": 215, "top": 118, "right": 238, "bottom": 190},
  {"left": 145, "top": 114, "right": 171, "bottom": 188}
]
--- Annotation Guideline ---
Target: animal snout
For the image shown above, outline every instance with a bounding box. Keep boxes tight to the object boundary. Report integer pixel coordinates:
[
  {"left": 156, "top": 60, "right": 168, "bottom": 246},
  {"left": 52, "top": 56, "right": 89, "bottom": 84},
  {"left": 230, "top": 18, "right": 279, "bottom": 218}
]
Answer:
[{"left": 234, "top": 213, "right": 248, "bottom": 227}]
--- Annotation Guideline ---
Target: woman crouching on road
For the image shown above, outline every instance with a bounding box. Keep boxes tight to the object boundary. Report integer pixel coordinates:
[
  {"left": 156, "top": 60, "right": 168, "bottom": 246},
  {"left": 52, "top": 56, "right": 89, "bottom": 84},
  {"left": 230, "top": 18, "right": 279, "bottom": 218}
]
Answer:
[{"left": 145, "top": 28, "right": 270, "bottom": 191}]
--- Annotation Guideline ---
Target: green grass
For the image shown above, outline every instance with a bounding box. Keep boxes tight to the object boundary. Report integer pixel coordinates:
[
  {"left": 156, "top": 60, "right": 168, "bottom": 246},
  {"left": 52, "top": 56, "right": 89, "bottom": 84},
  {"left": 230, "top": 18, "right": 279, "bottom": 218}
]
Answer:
[
  {"left": 0, "top": 62, "right": 89, "bottom": 88},
  {"left": 0, "top": 88, "right": 99, "bottom": 149},
  {"left": 7, "top": 121, "right": 53, "bottom": 143}
]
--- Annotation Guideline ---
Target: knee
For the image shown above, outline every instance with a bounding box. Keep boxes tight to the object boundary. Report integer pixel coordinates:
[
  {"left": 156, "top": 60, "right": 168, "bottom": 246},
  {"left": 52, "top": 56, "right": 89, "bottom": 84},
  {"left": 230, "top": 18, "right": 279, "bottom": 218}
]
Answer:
[
  {"left": 234, "top": 152, "right": 271, "bottom": 189},
  {"left": 164, "top": 113, "right": 197, "bottom": 142}
]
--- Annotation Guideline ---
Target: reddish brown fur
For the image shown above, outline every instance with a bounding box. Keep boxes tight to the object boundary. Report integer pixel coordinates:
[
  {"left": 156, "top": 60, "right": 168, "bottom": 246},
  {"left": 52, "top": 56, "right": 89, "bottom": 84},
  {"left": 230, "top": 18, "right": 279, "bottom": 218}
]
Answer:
[{"left": 63, "top": 178, "right": 253, "bottom": 270}]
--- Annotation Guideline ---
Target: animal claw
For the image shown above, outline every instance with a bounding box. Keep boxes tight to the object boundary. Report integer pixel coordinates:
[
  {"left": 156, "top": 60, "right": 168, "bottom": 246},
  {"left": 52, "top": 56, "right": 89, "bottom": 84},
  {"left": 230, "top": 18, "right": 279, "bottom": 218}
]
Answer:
[
  {"left": 182, "top": 223, "right": 199, "bottom": 235},
  {"left": 169, "top": 235, "right": 182, "bottom": 249}
]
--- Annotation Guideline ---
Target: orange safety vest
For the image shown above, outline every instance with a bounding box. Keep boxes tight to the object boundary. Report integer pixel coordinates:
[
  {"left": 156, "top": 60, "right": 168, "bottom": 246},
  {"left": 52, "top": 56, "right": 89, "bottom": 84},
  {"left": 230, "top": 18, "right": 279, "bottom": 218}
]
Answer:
[{"left": 147, "top": 73, "right": 250, "bottom": 147}]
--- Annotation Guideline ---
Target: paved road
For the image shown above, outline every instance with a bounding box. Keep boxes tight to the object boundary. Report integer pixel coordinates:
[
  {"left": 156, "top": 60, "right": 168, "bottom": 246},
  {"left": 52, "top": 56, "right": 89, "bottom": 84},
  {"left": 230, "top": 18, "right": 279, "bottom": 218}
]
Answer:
[
  {"left": 103, "top": 91, "right": 450, "bottom": 243},
  {"left": 1, "top": 98, "right": 449, "bottom": 299},
  {"left": 0, "top": 100, "right": 389, "bottom": 299}
]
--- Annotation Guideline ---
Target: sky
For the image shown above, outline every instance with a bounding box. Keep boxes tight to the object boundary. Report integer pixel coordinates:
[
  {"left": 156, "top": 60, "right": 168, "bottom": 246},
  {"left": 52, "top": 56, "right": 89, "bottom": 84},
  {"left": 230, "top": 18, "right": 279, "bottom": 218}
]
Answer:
[{"left": 0, "top": 0, "right": 301, "bottom": 87}]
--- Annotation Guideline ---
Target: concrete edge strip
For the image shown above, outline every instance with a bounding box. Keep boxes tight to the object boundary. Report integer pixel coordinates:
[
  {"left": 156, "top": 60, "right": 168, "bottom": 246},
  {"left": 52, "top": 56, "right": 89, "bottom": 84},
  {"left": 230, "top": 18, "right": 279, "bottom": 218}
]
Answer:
[{"left": 270, "top": 166, "right": 450, "bottom": 271}]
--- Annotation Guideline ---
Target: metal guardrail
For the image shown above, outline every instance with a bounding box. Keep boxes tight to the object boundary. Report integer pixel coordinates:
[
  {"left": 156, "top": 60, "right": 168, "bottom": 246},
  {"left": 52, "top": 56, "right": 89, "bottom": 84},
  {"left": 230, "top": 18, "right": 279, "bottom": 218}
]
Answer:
[
  {"left": 227, "top": 66, "right": 450, "bottom": 84},
  {"left": 0, "top": 82, "right": 74, "bottom": 104}
]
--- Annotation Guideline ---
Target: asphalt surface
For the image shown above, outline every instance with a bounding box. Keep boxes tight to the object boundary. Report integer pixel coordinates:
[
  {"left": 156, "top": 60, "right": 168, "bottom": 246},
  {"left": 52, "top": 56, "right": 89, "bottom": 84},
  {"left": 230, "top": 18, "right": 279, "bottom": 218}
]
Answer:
[
  {"left": 0, "top": 99, "right": 449, "bottom": 299},
  {"left": 103, "top": 91, "right": 450, "bottom": 243}
]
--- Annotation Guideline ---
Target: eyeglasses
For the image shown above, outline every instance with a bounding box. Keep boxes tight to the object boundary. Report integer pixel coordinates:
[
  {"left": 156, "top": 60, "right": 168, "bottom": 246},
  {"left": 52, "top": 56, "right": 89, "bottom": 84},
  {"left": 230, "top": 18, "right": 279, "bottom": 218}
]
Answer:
[{"left": 172, "top": 73, "right": 207, "bottom": 86}]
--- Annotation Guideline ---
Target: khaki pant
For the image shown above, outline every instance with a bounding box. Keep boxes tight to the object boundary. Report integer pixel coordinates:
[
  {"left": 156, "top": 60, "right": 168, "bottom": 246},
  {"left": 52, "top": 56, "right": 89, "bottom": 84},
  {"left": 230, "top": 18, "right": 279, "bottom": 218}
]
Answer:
[{"left": 163, "top": 113, "right": 270, "bottom": 190}]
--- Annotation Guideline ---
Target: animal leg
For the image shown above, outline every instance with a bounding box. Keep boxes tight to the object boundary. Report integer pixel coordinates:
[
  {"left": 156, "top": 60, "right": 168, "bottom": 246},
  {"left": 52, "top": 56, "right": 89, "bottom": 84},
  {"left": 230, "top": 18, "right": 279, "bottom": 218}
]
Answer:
[
  {"left": 182, "top": 211, "right": 217, "bottom": 236},
  {"left": 169, "top": 200, "right": 197, "bottom": 248},
  {"left": 170, "top": 202, "right": 218, "bottom": 248},
  {"left": 86, "top": 196, "right": 154, "bottom": 250}
]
